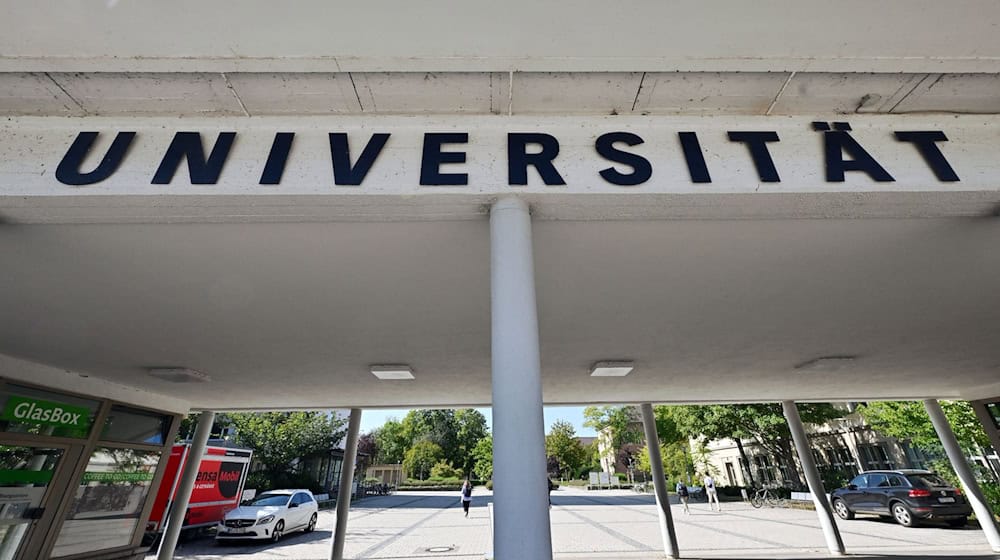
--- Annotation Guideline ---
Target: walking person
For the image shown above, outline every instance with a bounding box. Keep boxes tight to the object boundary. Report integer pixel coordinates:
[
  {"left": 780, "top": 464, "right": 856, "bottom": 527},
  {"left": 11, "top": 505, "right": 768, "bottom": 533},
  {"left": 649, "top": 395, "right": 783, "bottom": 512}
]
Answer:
[
  {"left": 460, "top": 479, "right": 473, "bottom": 517},
  {"left": 547, "top": 477, "right": 555, "bottom": 508},
  {"left": 675, "top": 480, "right": 690, "bottom": 514},
  {"left": 703, "top": 473, "right": 721, "bottom": 511}
]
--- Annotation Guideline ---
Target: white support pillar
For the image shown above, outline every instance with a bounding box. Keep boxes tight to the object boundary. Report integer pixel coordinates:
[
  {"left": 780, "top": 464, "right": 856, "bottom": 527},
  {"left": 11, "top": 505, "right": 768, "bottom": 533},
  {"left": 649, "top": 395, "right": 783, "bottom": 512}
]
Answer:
[
  {"left": 782, "top": 401, "right": 845, "bottom": 556},
  {"left": 157, "top": 410, "right": 214, "bottom": 560},
  {"left": 924, "top": 399, "right": 1000, "bottom": 552},
  {"left": 490, "top": 197, "right": 552, "bottom": 560},
  {"left": 640, "top": 403, "right": 679, "bottom": 558},
  {"left": 330, "top": 408, "right": 363, "bottom": 560}
]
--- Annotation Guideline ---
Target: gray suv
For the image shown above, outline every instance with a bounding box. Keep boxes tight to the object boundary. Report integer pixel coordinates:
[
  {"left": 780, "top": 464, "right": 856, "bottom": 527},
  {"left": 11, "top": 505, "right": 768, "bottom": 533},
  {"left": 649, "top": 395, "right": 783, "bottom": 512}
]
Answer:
[{"left": 830, "top": 470, "right": 971, "bottom": 527}]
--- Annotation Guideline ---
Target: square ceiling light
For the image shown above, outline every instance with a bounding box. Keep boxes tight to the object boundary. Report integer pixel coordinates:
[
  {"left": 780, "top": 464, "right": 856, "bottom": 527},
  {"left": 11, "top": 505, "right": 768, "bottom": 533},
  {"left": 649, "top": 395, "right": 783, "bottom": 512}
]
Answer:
[
  {"left": 590, "top": 361, "right": 634, "bottom": 377},
  {"left": 147, "top": 367, "right": 210, "bottom": 383},
  {"left": 371, "top": 365, "right": 415, "bottom": 380}
]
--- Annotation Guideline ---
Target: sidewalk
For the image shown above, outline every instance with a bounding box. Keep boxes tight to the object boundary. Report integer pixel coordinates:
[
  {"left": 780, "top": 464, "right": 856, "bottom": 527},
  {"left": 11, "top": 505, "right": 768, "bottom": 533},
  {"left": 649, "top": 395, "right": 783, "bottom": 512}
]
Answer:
[{"left": 153, "top": 486, "right": 997, "bottom": 559}]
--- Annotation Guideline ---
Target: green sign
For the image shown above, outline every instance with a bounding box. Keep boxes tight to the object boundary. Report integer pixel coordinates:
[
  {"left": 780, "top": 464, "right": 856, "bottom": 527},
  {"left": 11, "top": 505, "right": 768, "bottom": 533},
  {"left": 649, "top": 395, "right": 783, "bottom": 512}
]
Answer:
[
  {"left": 82, "top": 471, "right": 154, "bottom": 483},
  {"left": 0, "top": 469, "right": 54, "bottom": 485},
  {"left": 1, "top": 396, "right": 91, "bottom": 430}
]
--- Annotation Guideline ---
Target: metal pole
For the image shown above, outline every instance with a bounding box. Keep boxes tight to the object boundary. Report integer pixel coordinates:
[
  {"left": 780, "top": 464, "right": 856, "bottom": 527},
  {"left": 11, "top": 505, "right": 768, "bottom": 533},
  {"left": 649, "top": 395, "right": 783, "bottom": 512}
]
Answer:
[
  {"left": 330, "top": 408, "right": 362, "bottom": 560},
  {"left": 782, "top": 401, "right": 845, "bottom": 555},
  {"left": 640, "top": 403, "right": 679, "bottom": 558},
  {"left": 490, "top": 197, "right": 552, "bottom": 560},
  {"left": 157, "top": 410, "right": 214, "bottom": 560},
  {"left": 924, "top": 399, "right": 1000, "bottom": 552}
]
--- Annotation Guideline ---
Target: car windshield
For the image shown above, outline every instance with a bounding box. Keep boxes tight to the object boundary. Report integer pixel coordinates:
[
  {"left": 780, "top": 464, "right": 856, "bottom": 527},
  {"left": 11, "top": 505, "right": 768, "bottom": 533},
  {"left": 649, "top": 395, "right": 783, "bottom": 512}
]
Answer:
[
  {"left": 248, "top": 493, "right": 290, "bottom": 507},
  {"left": 907, "top": 474, "right": 949, "bottom": 488}
]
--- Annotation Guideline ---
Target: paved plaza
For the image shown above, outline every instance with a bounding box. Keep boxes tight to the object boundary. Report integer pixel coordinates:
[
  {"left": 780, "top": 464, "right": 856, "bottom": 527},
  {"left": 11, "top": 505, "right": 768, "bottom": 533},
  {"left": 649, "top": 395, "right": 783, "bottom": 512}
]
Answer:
[{"left": 153, "top": 488, "right": 997, "bottom": 560}]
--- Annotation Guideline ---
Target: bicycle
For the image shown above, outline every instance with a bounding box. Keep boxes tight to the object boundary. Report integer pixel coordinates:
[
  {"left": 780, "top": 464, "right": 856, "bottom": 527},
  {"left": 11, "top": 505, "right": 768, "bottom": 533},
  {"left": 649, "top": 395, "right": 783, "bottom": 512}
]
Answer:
[
  {"left": 750, "top": 487, "right": 788, "bottom": 508},
  {"left": 632, "top": 482, "right": 650, "bottom": 493}
]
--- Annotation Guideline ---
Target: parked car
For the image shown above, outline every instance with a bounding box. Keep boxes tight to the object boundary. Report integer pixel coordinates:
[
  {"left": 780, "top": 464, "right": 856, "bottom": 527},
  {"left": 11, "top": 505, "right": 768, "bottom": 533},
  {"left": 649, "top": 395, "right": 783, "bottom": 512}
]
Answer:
[
  {"left": 830, "top": 470, "right": 971, "bottom": 527},
  {"left": 216, "top": 489, "right": 318, "bottom": 542}
]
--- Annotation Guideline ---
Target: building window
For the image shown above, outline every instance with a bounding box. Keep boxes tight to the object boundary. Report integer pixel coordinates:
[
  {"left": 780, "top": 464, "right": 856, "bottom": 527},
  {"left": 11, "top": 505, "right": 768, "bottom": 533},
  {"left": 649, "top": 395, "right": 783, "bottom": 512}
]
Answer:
[
  {"left": 753, "top": 456, "right": 776, "bottom": 483},
  {"left": 859, "top": 444, "right": 893, "bottom": 470},
  {"left": 51, "top": 447, "right": 161, "bottom": 557}
]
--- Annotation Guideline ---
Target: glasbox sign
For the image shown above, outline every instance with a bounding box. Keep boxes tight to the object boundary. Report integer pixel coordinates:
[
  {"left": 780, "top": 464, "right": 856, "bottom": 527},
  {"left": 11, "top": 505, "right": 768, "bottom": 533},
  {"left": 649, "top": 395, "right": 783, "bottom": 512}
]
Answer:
[{"left": 1, "top": 396, "right": 91, "bottom": 431}]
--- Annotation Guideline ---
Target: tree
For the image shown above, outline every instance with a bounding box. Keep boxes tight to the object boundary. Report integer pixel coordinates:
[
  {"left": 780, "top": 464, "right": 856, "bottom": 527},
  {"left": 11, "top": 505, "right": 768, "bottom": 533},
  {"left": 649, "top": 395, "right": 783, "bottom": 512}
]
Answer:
[
  {"left": 545, "top": 421, "right": 588, "bottom": 479},
  {"left": 429, "top": 460, "right": 462, "bottom": 479},
  {"left": 226, "top": 411, "right": 347, "bottom": 489},
  {"left": 404, "top": 440, "right": 444, "bottom": 480},
  {"left": 637, "top": 441, "right": 694, "bottom": 483},
  {"left": 857, "top": 401, "right": 989, "bottom": 451},
  {"left": 583, "top": 406, "right": 643, "bottom": 448},
  {"left": 454, "top": 409, "right": 489, "bottom": 475},
  {"left": 373, "top": 419, "right": 409, "bottom": 464},
  {"left": 471, "top": 436, "right": 493, "bottom": 481},
  {"left": 857, "top": 400, "right": 994, "bottom": 484},
  {"left": 357, "top": 432, "right": 378, "bottom": 473},
  {"left": 670, "top": 403, "right": 844, "bottom": 488}
]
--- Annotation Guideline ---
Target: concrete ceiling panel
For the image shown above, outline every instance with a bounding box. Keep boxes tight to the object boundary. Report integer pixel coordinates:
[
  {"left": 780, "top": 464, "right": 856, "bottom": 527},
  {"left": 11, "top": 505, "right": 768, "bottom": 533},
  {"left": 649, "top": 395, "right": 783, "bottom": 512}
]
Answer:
[
  {"left": 0, "top": 72, "right": 83, "bottom": 116},
  {"left": 769, "top": 73, "right": 927, "bottom": 115},
  {"left": 633, "top": 72, "right": 787, "bottom": 115},
  {"left": 511, "top": 72, "right": 642, "bottom": 115},
  {"left": 891, "top": 74, "right": 1000, "bottom": 114},
  {"left": 224, "top": 73, "right": 362, "bottom": 115},
  {"left": 352, "top": 72, "right": 505, "bottom": 114},
  {"left": 51, "top": 72, "right": 244, "bottom": 116},
  {"left": 0, "top": 218, "right": 997, "bottom": 409}
]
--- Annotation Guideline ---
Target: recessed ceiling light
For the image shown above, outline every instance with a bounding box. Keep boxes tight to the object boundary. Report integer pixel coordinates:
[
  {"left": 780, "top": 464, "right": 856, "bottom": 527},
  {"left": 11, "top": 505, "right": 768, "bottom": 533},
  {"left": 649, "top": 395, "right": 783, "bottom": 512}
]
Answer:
[
  {"left": 371, "top": 365, "right": 414, "bottom": 380},
  {"left": 147, "top": 367, "right": 210, "bottom": 383},
  {"left": 794, "top": 356, "right": 857, "bottom": 372},
  {"left": 590, "top": 361, "right": 634, "bottom": 377}
]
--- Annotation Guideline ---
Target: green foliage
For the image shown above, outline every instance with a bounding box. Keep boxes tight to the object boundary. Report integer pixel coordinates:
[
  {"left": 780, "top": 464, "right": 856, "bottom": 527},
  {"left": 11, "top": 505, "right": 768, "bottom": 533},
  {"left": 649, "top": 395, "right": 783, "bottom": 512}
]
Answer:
[
  {"left": 453, "top": 409, "right": 489, "bottom": 475},
  {"left": 583, "top": 406, "right": 643, "bottom": 447},
  {"left": 403, "top": 440, "right": 444, "bottom": 480},
  {"left": 818, "top": 465, "right": 854, "bottom": 491},
  {"left": 857, "top": 401, "right": 989, "bottom": 452},
  {"left": 981, "top": 481, "right": 1000, "bottom": 522},
  {"left": 245, "top": 469, "right": 323, "bottom": 494},
  {"left": 637, "top": 441, "right": 694, "bottom": 481},
  {"left": 372, "top": 419, "right": 409, "bottom": 464},
  {"left": 429, "top": 460, "right": 462, "bottom": 479},
  {"left": 227, "top": 411, "right": 347, "bottom": 490},
  {"left": 471, "top": 437, "right": 493, "bottom": 481},
  {"left": 668, "top": 403, "right": 843, "bottom": 487},
  {"left": 545, "top": 420, "right": 588, "bottom": 478}
]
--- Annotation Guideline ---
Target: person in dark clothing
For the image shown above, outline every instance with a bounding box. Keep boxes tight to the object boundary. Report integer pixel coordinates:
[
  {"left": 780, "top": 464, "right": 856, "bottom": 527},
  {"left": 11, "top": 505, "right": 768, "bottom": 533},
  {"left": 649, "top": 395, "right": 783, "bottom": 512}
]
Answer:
[
  {"left": 460, "top": 480, "right": 473, "bottom": 517},
  {"left": 547, "top": 477, "right": 555, "bottom": 507}
]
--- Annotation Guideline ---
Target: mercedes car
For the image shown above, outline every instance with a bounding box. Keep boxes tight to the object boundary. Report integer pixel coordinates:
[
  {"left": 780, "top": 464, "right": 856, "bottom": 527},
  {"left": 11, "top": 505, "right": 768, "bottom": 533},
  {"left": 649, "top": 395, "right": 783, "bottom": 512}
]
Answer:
[{"left": 216, "top": 489, "right": 318, "bottom": 542}]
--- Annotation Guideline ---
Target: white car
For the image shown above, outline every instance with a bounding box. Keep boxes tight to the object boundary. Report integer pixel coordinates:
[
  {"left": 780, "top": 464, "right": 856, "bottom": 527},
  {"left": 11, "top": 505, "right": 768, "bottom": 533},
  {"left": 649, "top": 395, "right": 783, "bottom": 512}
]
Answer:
[{"left": 216, "top": 489, "right": 318, "bottom": 542}]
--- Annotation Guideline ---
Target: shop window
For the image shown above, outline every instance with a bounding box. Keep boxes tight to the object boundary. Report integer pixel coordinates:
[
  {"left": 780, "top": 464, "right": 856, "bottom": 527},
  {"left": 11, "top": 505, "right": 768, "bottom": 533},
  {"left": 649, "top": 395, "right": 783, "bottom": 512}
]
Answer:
[
  {"left": 100, "top": 405, "right": 171, "bottom": 445},
  {"left": 986, "top": 403, "right": 1000, "bottom": 429},
  {"left": 50, "top": 447, "right": 161, "bottom": 557},
  {"left": 0, "top": 384, "right": 99, "bottom": 439}
]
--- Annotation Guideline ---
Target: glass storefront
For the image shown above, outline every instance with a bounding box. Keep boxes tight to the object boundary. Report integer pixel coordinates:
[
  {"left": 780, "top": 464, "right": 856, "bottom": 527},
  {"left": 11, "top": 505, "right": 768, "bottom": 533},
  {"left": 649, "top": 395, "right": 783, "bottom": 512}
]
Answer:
[
  {"left": 0, "top": 380, "right": 176, "bottom": 560},
  {"left": 0, "top": 446, "right": 65, "bottom": 560}
]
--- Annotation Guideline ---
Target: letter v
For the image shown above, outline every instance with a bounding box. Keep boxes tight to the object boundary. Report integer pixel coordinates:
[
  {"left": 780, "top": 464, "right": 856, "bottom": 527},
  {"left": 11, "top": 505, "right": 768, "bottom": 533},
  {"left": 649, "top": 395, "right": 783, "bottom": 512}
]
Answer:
[{"left": 328, "top": 133, "right": 390, "bottom": 185}]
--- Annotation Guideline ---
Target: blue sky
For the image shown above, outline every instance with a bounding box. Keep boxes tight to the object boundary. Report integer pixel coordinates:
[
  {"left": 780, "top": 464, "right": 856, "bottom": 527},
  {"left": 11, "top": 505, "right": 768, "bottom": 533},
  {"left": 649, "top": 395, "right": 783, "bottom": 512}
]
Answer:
[{"left": 358, "top": 406, "right": 596, "bottom": 437}]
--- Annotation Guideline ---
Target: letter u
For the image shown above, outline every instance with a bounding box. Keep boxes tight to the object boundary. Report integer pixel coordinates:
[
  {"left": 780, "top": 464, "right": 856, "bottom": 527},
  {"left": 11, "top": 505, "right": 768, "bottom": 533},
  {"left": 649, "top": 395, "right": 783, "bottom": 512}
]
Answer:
[{"left": 56, "top": 131, "right": 136, "bottom": 186}]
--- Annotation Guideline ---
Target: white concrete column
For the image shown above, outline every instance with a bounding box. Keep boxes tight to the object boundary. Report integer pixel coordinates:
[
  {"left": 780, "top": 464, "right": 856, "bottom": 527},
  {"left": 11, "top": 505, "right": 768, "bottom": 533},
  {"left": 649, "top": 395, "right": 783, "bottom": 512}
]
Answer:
[
  {"left": 157, "top": 410, "right": 214, "bottom": 560},
  {"left": 640, "top": 403, "right": 679, "bottom": 558},
  {"left": 490, "top": 197, "right": 552, "bottom": 560},
  {"left": 924, "top": 399, "right": 1000, "bottom": 552},
  {"left": 330, "top": 408, "right": 363, "bottom": 560},
  {"left": 782, "top": 401, "right": 845, "bottom": 555}
]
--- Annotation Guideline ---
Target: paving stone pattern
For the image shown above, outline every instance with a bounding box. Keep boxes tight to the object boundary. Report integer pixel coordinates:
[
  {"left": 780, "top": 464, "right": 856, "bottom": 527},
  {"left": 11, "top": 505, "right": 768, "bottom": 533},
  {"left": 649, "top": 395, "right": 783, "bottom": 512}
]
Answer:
[{"left": 152, "top": 487, "right": 993, "bottom": 560}]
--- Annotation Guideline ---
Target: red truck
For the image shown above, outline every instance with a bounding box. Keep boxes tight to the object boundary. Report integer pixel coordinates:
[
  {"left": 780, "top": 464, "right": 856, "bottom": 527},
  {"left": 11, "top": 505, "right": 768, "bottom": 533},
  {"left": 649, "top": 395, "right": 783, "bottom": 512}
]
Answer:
[{"left": 145, "top": 443, "right": 253, "bottom": 541}]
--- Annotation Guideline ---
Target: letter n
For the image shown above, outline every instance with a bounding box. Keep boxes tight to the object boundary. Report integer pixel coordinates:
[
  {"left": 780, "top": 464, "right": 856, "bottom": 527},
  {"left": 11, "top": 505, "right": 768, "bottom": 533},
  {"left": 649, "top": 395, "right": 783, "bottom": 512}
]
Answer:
[{"left": 152, "top": 132, "right": 236, "bottom": 184}]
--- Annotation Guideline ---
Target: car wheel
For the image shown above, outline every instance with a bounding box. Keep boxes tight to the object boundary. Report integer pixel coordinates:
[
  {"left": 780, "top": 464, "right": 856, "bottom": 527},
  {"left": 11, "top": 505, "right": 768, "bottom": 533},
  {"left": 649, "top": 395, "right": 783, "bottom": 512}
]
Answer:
[
  {"left": 947, "top": 517, "right": 967, "bottom": 528},
  {"left": 271, "top": 520, "right": 284, "bottom": 542},
  {"left": 891, "top": 502, "right": 915, "bottom": 527},
  {"left": 833, "top": 499, "right": 854, "bottom": 520},
  {"left": 306, "top": 513, "right": 318, "bottom": 533}
]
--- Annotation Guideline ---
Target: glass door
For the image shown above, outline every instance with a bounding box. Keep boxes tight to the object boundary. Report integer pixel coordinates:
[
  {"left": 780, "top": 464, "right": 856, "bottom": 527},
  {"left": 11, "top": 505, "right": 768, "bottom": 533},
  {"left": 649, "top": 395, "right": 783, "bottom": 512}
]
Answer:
[{"left": 0, "top": 444, "right": 71, "bottom": 560}]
